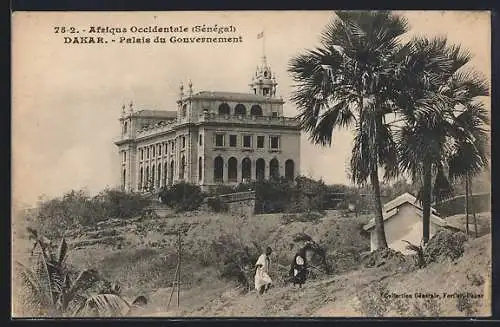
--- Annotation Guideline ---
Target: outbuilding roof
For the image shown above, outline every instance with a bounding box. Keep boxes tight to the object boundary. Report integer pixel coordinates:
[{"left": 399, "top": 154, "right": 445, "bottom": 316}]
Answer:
[{"left": 363, "top": 192, "right": 443, "bottom": 231}]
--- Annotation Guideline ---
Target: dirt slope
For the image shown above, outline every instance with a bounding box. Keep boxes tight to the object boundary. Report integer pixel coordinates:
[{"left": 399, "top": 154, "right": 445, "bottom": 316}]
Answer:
[{"left": 135, "top": 234, "right": 491, "bottom": 317}]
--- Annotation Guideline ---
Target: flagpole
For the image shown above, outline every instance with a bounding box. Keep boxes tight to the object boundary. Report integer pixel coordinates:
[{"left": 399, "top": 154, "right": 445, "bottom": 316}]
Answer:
[{"left": 262, "top": 30, "right": 265, "bottom": 58}]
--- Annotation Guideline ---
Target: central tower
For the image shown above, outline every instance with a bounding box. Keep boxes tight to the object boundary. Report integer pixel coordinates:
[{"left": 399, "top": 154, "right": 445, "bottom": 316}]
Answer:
[{"left": 250, "top": 55, "right": 278, "bottom": 98}]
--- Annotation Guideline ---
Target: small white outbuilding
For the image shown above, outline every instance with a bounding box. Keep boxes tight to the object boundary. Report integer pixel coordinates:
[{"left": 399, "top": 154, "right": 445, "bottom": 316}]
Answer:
[{"left": 363, "top": 192, "right": 455, "bottom": 255}]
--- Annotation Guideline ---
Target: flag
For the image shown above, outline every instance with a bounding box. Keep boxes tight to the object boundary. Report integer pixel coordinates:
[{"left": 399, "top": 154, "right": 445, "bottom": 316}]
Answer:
[{"left": 257, "top": 31, "right": 264, "bottom": 39}]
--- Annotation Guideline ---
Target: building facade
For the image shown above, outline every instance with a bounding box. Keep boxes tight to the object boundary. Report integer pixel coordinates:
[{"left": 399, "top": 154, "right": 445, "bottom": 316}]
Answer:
[{"left": 114, "top": 56, "right": 301, "bottom": 192}]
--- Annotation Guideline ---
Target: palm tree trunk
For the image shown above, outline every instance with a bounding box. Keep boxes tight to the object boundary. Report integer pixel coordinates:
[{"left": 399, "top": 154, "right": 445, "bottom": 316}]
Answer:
[
  {"left": 465, "top": 174, "right": 470, "bottom": 236},
  {"left": 422, "top": 158, "right": 432, "bottom": 245},
  {"left": 370, "top": 167, "right": 388, "bottom": 249}
]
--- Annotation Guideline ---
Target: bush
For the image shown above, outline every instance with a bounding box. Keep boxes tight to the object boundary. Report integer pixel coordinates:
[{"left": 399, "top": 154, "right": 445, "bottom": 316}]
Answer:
[
  {"left": 424, "top": 230, "right": 468, "bottom": 264},
  {"left": 206, "top": 197, "right": 229, "bottom": 213},
  {"left": 210, "top": 234, "right": 259, "bottom": 290},
  {"left": 159, "top": 182, "right": 204, "bottom": 212},
  {"left": 27, "top": 189, "right": 150, "bottom": 239}
]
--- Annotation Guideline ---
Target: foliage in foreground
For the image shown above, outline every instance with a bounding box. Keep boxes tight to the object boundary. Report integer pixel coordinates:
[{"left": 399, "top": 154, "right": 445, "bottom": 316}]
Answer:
[{"left": 16, "top": 230, "right": 145, "bottom": 317}]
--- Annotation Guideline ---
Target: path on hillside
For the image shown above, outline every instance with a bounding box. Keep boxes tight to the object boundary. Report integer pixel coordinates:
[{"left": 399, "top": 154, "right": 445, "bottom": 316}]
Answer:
[{"left": 136, "top": 234, "right": 491, "bottom": 317}]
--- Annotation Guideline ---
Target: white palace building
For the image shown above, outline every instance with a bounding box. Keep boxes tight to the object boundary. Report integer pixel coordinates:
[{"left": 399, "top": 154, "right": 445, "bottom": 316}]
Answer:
[{"left": 114, "top": 55, "right": 301, "bottom": 192}]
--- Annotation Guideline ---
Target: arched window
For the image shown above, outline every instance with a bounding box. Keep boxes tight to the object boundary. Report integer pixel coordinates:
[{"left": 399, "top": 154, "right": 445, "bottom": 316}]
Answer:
[
  {"left": 270, "top": 158, "right": 280, "bottom": 180},
  {"left": 256, "top": 158, "right": 265, "bottom": 181},
  {"left": 285, "top": 160, "right": 295, "bottom": 181},
  {"left": 182, "top": 104, "right": 187, "bottom": 117},
  {"left": 139, "top": 167, "right": 143, "bottom": 191},
  {"left": 198, "top": 157, "right": 203, "bottom": 181},
  {"left": 151, "top": 165, "right": 156, "bottom": 188},
  {"left": 157, "top": 163, "right": 161, "bottom": 187},
  {"left": 180, "top": 155, "right": 186, "bottom": 179},
  {"left": 214, "top": 156, "right": 224, "bottom": 182},
  {"left": 242, "top": 157, "right": 252, "bottom": 181},
  {"left": 228, "top": 157, "right": 238, "bottom": 182},
  {"left": 169, "top": 161, "right": 174, "bottom": 185},
  {"left": 124, "top": 122, "right": 128, "bottom": 134},
  {"left": 234, "top": 104, "right": 247, "bottom": 115},
  {"left": 122, "top": 169, "right": 126, "bottom": 190},
  {"left": 250, "top": 104, "right": 263, "bottom": 116},
  {"left": 218, "top": 103, "right": 231, "bottom": 116},
  {"left": 163, "top": 162, "right": 168, "bottom": 186}
]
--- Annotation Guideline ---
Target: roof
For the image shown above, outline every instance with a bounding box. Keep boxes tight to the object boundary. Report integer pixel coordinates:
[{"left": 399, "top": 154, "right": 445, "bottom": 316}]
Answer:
[
  {"left": 383, "top": 192, "right": 437, "bottom": 214},
  {"left": 134, "top": 110, "right": 177, "bottom": 119},
  {"left": 189, "top": 91, "right": 283, "bottom": 102},
  {"left": 363, "top": 192, "right": 440, "bottom": 231}
]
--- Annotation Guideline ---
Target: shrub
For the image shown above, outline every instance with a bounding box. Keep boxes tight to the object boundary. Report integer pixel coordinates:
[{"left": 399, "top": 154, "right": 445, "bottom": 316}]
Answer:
[
  {"left": 206, "top": 197, "right": 229, "bottom": 213},
  {"left": 424, "top": 230, "right": 468, "bottom": 264},
  {"left": 210, "top": 234, "right": 259, "bottom": 290},
  {"left": 159, "top": 182, "right": 204, "bottom": 212},
  {"left": 27, "top": 189, "right": 150, "bottom": 239}
]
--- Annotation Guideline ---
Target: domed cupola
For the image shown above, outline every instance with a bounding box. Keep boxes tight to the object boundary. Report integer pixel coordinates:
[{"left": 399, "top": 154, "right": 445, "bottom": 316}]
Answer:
[{"left": 250, "top": 55, "right": 278, "bottom": 98}]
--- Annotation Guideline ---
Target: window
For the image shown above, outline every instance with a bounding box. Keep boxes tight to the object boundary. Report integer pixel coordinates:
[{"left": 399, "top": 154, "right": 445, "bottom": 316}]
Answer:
[
  {"left": 198, "top": 157, "right": 203, "bottom": 181},
  {"left": 243, "top": 135, "right": 252, "bottom": 148},
  {"left": 146, "top": 147, "right": 150, "bottom": 159},
  {"left": 182, "top": 104, "right": 187, "bottom": 117},
  {"left": 250, "top": 105, "right": 263, "bottom": 116},
  {"left": 152, "top": 146, "right": 156, "bottom": 157},
  {"left": 229, "top": 135, "right": 237, "bottom": 147},
  {"left": 270, "top": 136, "right": 280, "bottom": 149},
  {"left": 199, "top": 134, "right": 202, "bottom": 146},
  {"left": 182, "top": 136, "right": 186, "bottom": 149},
  {"left": 123, "top": 151, "right": 126, "bottom": 162},
  {"left": 171, "top": 142, "right": 175, "bottom": 152},
  {"left": 263, "top": 88, "right": 270, "bottom": 96},
  {"left": 215, "top": 133, "right": 225, "bottom": 147},
  {"left": 140, "top": 149, "right": 144, "bottom": 160},
  {"left": 124, "top": 122, "right": 128, "bottom": 133},
  {"left": 257, "top": 136, "right": 265, "bottom": 149},
  {"left": 272, "top": 112, "right": 278, "bottom": 117},
  {"left": 218, "top": 103, "right": 231, "bottom": 116},
  {"left": 234, "top": 104, "right": 247, "bottom": 115},
  {"left": 158, "top": 144, "right": 162, "bottom": 156},
  {"left": 164, "top": 143, "right": 167, "bottom": 154}
]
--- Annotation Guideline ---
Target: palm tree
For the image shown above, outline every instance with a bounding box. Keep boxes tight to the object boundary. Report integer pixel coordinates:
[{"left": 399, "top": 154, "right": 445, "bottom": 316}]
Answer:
[
  {"left": 16, "top": 231, "right": 142, "bottom": 317},
  {"left": 394, "top": 37, "right": 489, "bottom": 244},
  {"left": 447, "top": 104, "right": 490, "bottom": 236},
  {"left": 288, "top": 11, "right": 411, "bottom": 249}
]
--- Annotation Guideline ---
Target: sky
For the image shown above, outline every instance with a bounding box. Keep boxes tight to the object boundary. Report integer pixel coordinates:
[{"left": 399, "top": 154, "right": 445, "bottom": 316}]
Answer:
[{"left": 12, "top": 11, "right": 491, "bottom": 207}]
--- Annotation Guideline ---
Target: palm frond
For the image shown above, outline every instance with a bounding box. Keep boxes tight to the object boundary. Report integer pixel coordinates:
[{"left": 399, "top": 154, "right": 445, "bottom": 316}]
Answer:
[
  {"left": 83, "top": 294, "right": 131, "bottom": 317},
  {"left": 57, "top": 238, "right": 69, "bottom": 266},
  {"left": 432, "top": 165, "right": 454, "bottom": 204}
]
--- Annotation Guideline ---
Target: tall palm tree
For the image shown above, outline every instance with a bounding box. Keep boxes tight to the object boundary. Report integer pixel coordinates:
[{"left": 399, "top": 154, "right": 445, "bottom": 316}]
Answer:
[
  {"left": 288, "top": 11, "right": 410, "bottom": 249},
  {"left": 394, "top": 37, "right": 489, "bottom": 244},
  {"left": 447, "top": 103, "right": 490, "bottom": 236}
]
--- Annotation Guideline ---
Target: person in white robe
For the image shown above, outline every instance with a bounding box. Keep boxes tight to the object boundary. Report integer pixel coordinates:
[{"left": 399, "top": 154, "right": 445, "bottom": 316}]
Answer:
[{"left": 254, "top": 246, "right": 273, "bottom": 294}]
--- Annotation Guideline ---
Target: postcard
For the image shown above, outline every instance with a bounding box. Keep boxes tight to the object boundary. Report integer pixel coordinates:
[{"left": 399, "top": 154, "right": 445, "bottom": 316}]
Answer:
[{"left": 11, "top": 10, "right": 491, "bottom": 318}]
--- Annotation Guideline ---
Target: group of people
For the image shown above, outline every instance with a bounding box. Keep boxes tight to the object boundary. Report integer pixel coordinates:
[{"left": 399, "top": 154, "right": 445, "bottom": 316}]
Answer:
[{"left": 254, "top": 245, "right": 309, "bottom": 295}]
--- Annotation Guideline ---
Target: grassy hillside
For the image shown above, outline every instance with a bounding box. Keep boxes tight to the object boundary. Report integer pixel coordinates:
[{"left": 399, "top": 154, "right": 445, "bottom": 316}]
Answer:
[{"left": 13, "top": 208, "right": 490, "bottom": 318}]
